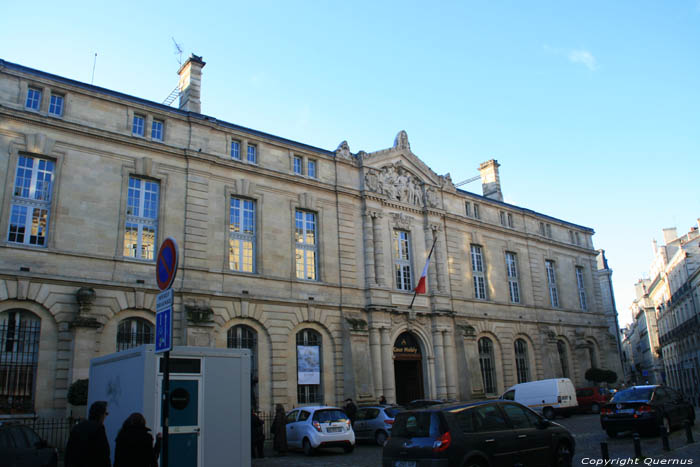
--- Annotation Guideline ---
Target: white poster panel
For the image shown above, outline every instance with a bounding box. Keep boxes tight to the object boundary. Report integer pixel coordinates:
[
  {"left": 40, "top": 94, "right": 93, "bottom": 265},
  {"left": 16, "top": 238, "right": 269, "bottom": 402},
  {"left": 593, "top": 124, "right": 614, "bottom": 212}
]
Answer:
[{"left": 297, "top": 345, "right": 320, "bottom": 384}]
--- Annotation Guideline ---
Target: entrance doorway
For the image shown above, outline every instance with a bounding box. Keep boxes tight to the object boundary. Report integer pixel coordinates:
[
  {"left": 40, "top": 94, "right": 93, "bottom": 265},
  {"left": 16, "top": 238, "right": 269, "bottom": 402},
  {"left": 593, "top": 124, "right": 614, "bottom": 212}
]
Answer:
[{"left": 393, "top": 332, "right": 423, "bottom": 405}]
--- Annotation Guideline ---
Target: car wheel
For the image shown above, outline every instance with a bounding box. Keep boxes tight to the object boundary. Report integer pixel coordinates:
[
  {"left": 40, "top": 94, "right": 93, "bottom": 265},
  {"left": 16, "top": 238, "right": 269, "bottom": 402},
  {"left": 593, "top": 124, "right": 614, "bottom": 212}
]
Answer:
[
  {"left": 343, "top": 443, "right": 355, "bottom": 453},
  {"left": 591, "top": 403, "right": 600, "bottom": 414},
  {"left": 543, "top": 407, "right": 555, "bottom": 419},
  {"left": 555, "top": 442, "right": 573, "bottom": 467},
  {"left": 606, "top": 429, "right": 618, "bottom": 438},
  {"left": 375, "top": 430, "right": 388, "bottom": 446},
  {"left": 303, "top": 438, "right": 314, "bottom": 456}
]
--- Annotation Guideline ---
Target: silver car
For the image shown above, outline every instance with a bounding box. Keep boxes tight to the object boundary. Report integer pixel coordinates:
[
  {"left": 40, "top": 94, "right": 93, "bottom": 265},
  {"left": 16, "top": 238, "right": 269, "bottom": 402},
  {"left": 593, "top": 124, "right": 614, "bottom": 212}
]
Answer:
[{"left": 353, "top": 405, "right": 402, "bottom": 445}]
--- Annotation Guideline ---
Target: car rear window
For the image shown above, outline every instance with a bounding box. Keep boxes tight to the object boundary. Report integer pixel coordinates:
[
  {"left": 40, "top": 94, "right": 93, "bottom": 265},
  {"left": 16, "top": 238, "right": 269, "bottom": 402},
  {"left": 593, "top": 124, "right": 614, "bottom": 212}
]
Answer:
[
  {"left": 611, "top": 387, "right": 654, "bottom": 403},
  {"left": 384, "top": 407, "right": 401, "bottom": 418},
  {"left": 392, "top": 412, "right": 443, "bottom": 438},
  {"left": 313, "top": 409, "right": 348, "bottom": 423}
]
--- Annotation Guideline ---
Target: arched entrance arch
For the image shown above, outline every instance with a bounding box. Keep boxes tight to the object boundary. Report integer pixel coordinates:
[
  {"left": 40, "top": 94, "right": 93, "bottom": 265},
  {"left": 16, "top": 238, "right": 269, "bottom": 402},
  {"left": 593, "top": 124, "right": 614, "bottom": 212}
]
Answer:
[{"left": 393, "top": 332, "right": 424, "bottom": 405}]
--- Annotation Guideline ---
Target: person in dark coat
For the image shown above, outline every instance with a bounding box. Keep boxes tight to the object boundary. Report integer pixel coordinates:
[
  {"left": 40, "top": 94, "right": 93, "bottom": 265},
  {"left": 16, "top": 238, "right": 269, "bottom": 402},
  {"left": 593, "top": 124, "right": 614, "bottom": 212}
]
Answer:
[
  {"left": 270, "top": 403, "right": 287, "bottom": 455},
  {"left": 251, "top": 410, "right": 265, "bottom": 458},
  {"left": 344, "top": 398, "right": 358, "bottom": 425},
  {"left": 114, "top": 412, "right": 161, "bottom": 467},
  {"left": 378, "top": 395, "right": 387, "bottom": 405},
  {"left": 64, "top": 400, "right": 111, "bottom": 467}
]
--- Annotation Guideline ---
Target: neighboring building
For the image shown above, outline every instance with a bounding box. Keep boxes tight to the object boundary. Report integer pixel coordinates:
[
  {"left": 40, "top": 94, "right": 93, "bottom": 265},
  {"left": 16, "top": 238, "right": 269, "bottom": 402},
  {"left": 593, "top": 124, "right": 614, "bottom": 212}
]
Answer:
[
  {"left": 654, "top": 223, "right": 700, "bottom": 397},
  {"left": 0, "top": 55, "right": 621, "bottom": 416},
  {"left": 619, "top": 326, "right": 635, "bottom": 385},
  {"left": 627, "top": 279, "right": 662, "bottom": 384}
]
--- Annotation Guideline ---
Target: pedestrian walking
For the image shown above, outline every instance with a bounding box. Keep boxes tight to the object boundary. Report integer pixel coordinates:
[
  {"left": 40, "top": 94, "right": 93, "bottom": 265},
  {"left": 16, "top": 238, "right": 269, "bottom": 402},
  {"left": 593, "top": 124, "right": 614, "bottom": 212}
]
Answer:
[
  {"left": 344, "top": 398, "right": 358, "bottom": 425},
  {"left": 271, "top": 404, "right": 288, "bottom": 455},
  {"left": 378, "top": 395, "right": 387, "bottom": 405},
  {"left": 64, "top": 400, "right": 111, "bottom": 467},
  {"left": 114, "top": 412, "right": 161, "bottom": 467},
  {"left": 251, "top": 410, "right": 265, "bottom": 459}
]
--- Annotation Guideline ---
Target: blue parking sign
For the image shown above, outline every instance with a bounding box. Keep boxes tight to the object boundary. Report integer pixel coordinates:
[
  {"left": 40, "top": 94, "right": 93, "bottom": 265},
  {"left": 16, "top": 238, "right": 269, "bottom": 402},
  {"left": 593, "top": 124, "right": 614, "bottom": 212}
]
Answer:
[{"left": 156, "top": 289, "right": 173, "bottom": 353}]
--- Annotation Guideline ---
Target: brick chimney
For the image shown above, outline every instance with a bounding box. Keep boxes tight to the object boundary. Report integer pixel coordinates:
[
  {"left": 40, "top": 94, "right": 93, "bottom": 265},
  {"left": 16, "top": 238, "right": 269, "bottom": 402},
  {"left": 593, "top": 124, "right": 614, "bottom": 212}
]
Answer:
[
  {"left": 478, "top": 159, "right": 503, "bottom": 201},
  {"left": 178, "top": 54, "right": 206, "bottom": 114},
  {"left": 662, "top": 227, "right": 678, "bottom": 245}
]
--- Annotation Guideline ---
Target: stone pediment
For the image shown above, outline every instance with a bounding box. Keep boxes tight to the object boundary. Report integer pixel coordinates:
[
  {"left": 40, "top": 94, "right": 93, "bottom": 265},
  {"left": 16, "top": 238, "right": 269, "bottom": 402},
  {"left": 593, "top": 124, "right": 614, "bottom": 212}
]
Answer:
[{"left": 362, "top": 131, "right": 441, "bottom": 184}]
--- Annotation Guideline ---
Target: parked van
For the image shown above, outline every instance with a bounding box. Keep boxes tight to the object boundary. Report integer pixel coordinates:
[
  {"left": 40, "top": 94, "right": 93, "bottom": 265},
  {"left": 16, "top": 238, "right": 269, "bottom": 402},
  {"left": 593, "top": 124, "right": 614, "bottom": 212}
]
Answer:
[{"left": 501, "top": 378, "right": 578, "bottom": 419}]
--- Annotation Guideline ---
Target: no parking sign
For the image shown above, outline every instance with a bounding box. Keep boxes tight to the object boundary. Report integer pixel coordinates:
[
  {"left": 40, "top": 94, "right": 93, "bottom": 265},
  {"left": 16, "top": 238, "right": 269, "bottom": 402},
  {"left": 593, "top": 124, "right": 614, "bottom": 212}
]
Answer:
[{"left": 155, "top": 238, "right": 178, "bottom": 354}]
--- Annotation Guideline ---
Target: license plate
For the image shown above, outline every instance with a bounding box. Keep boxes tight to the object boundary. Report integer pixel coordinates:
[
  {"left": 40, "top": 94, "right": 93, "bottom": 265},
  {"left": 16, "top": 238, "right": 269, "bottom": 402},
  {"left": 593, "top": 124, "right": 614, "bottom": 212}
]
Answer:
[
  {"left": 395, "top": 462, "right": 416, "bottom": 467},
  {"left": 616, "top": 408, "right": 634, "bottom": 414},
  {"left": 327, "top": 427, "right": 342, "bottom": 432}
]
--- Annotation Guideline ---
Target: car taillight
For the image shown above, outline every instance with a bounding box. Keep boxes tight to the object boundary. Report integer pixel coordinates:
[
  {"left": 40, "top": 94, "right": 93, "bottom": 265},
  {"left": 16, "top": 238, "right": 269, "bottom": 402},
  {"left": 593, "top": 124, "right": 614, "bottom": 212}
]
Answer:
[
  {"left": 433, "top": 431, "right": 451, "bottom": 452},
  {"left": 601, "top": 407, "right": 612, "bottom": 415},
  {"left": 313, "top": 421, "right": 322, "bottom": 432},
  {"left": 385, "top": 419, "right": 394, "bottom": 426},
  {"left": 636, "top": 405, "right": 653, "bottom": 414}
]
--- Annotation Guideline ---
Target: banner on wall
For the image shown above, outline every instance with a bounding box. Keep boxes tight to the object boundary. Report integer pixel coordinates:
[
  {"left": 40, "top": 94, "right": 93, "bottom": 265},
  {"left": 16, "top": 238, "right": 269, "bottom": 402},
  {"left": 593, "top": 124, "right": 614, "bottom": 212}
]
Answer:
[{"left": 297, "top": 345, "right": 320, "bottom": 384}]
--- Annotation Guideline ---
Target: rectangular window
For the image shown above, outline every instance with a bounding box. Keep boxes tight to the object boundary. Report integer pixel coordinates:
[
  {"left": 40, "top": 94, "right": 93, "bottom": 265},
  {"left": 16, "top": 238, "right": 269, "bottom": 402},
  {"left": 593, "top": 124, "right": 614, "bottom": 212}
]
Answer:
[
  {"left": 576, "top": 266, "right": 587, "bottom": 310},
  {"left": 25, "top": 88, "right": 41, "bottom": 110},
  {"left": 471, "top": 245, "right": 487, "bottom": 299},
  {"left": 48, "top": 94, "right": 64, "bottom": 116},
  {"left": 293, "top": 156, "right": 303, "bottom": 175},
  {"left": 575, "top": 232, "right": 581, "bottom": 246},
  {"left": 124, "top": 177, "right": 159, "bottom": 260},
  {"left": 545, "top": 260, "right": 559, "bottom": 307},
  {"left": 500, "top": 211, "right": 506, "bottom": 226},
  {"left": 539, "top": 222, "right": 546, "bottom": 236},
  {"left": 229, "top": 198, "right": 256, "bottom": 272},
  {"left": 505, "top": 252, "right": 520, "bottom": 303},
  {"left": 8, "top": 156, "right": 54, "bottom": 247},
  {"left": 507, "top": 213, "right": 513, "bottom": 228},
  {"left": 473, "top": 203, "right": 480, "bottom": 220},
  {"left": 151, "top": 119, "right": 164, "bottom": 141},
  {"left": 546, "top": 223, "right": 552, "bottom": 238},
  {"left": 230, "top": 140, "right": 241, "bottom": 160},
  {"left": 393, "top": 230, "right": 412, "bottom": 291},
  {"left": 295, "top": 210, "right": 317, "bottom": 280},
  {"left": 132, "top": 115, "right": 145, "bottom": 137},
  {"left": 465, "top": 202, "right": 471, "bottom": 217},
  {"left": 247, "top": 144, "right": 257, "bottom": 163},
  {"left": 307, "top": 159, "right": 317, "bottom": 178}
]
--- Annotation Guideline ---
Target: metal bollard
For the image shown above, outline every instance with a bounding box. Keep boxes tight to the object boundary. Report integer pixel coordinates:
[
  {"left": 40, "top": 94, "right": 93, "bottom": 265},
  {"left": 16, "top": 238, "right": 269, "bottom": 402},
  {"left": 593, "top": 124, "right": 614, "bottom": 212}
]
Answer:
[
  {"left": 660, "top": 425, "right": 670, "bottom": 451},
  {"left": 685, "top": 420, "right": 694, "bottom": 444},
  {"left": 600, "top": 441, "right": 610, "bottom": 461},
  {"left": 633, "top": 433, "right": 642, "bottom": 458}
]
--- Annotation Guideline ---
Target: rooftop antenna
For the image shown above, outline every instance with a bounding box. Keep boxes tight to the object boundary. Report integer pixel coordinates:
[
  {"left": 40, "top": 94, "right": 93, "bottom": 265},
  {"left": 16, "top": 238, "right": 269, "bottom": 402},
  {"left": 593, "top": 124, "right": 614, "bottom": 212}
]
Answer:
[
  {"left": 91, "top": 53, "right": 97, "bottom": 85},
  {"left": 172, "top": 37, "right": 183, "bottom": 66}
]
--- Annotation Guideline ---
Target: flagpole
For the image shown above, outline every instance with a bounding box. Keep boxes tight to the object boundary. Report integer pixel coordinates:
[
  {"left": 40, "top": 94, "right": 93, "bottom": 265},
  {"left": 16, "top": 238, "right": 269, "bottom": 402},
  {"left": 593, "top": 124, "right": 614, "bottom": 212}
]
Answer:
[{"left": 409, "top": 235, "right": 438, "bottom": 309}]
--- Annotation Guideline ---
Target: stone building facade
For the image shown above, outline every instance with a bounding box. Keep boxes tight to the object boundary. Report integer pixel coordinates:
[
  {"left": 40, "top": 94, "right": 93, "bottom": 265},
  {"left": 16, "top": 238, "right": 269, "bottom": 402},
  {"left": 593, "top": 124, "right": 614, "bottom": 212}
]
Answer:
[{"left": 0, "top": 55, "right": 621, "bottom": 416}]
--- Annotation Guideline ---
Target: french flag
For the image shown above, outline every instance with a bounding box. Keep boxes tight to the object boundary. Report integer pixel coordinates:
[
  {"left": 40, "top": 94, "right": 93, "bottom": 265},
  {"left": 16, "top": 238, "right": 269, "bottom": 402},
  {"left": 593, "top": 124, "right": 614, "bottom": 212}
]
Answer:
[{"left": 414, "top": 238, "right": 437, "bottom": 295}]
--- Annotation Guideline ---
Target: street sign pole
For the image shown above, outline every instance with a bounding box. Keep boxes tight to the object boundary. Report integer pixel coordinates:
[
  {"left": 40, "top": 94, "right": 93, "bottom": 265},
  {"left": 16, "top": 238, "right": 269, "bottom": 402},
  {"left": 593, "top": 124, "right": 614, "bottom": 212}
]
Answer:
[{"left": 155, "top": 238, "right": 178, "bottom": 467}]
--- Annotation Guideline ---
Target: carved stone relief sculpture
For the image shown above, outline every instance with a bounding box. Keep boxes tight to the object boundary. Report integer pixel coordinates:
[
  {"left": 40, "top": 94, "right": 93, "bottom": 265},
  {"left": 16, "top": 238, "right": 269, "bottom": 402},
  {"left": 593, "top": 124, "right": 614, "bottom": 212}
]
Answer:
[{"left": 365, "top": 162, "right": 440, "bottom": 208}]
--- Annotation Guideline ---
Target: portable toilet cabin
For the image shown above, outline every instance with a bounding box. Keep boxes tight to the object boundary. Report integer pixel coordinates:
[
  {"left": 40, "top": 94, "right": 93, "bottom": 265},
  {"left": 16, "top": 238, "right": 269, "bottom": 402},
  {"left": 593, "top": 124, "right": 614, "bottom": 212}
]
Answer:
[{"left": 88, "top": 345, "right": 251, "bottom": 467}]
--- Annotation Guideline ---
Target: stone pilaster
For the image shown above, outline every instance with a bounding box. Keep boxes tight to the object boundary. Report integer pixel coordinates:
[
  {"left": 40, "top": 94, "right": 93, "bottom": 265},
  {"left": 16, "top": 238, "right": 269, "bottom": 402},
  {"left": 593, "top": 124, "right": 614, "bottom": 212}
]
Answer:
[
  {"left": 369, "top": 325, "right": 383, "bottom": 397},
  {"left": 539, "top": 327, "right": 562, "bottom": 379},
  {"left": 433, "top": 226, "right": 447, "bottom": 294},
  {"left": 460, "top": 325, "right": 485, "bottom": 399},
  {"left": 380, "top": 327, "right": 396, "bottom": 403},
  {"left": 372, "top": 212, "right": 386, "bottom": 286},
  {"left": 432, "top": 326, "right": 447, "bottom": 400},
  {"left": 363, "top": 212, "right": 376, "bottom": 287},
  {"left": 444, "top": 328, "right": 458, "bottom": 400},
  {"left": 425, "top": 227, "right": 438, "bottom": 293}
]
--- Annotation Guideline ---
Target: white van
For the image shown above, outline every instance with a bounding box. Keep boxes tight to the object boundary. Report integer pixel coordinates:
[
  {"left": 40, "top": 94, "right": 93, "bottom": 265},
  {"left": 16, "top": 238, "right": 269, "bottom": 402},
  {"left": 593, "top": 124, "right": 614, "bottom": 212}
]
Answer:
[{"left": 500, "top": 378, "right": 578, "bottom": 419}]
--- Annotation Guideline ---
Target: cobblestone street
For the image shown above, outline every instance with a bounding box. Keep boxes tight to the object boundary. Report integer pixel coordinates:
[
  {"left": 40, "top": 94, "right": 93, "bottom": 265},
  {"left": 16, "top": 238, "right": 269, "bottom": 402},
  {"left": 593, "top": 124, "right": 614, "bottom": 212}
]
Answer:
[{"left": 252, "top": 409, "right": 700, "bottom": 466}]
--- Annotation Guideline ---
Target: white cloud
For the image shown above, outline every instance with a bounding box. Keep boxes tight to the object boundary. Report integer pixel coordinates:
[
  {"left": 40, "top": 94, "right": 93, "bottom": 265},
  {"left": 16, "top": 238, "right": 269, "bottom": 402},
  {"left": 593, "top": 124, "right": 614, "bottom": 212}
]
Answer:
[{"left": 568, "top": 49, "right": 598, "bottom": 71}]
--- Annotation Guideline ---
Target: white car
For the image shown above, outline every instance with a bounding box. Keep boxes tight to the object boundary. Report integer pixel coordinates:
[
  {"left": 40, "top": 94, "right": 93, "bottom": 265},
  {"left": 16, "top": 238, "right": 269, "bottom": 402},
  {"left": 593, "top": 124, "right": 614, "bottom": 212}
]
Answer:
[
  {"left": 501, "top": 377, "right": 579, "bottom": 419},
  {"left": 285, "top": 406, "right": 355, "bottom": 455}
]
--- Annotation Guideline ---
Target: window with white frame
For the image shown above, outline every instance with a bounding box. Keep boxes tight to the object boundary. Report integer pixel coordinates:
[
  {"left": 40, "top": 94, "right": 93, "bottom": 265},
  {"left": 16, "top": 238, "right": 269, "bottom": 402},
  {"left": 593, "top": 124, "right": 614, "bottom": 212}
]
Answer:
[
  {"left": 8, "top": 155, "right": 54, "bottom": 247},
  {"left": 507, "top": 213, "right": 513, "bottom": 228},
  {"left": 247, "top": 144, "right": 257, "bottom": 163},
  {"left": 229, "top": 197, "right": 255, "bottom": 273},
  {"left": 471, "top": 244, "right": 487, "bottom": 299},
  {"left": 295, "top": 210, "right": 317, "bottom": 280},
  {"left": 307, "top": 159, "right": 317, "bottom": 178},
  {"left": 48, "top": 94, "right": 64, "bottom": 116},
  {"left": 124, "top": 177, "right": 159, "bottom": 260},
  {"left": 231, "top": 140, "right": 241, "bottom": 160},
  {"left": 514, "top": 338, "right": 530, "bottom": 383},
  {"left": 132, "top": 115, "right": 145, "bottom": 137},
  {"left": 151, "top": 119, "right": 164, "bottom": 141},
  {"left": 116, "top": 318, "right": 154, "bottom": 351},
  {"left": 393, "top": 230, "right": 412, "bottom": 291},
  {"left": 25, "top": 88, "right": 41, "bottom": 110},
  {"left": 576, "top": 266, "right": 587, "bottom": 310},
  {"left": 505, "top": 251, "right": 520, "bottom": 303},
  {"left": 465, "top": 202, "right": 471, "bottom": 217},
  {"left": 478, "top": 337, "right": 497, "bottom": 394},
  {"left": 297, "top": 328, "right": 322, "bottom": 404},
  {"left": 500, "top": 211, "right": 507, "bottom": 226},
  {"left": 545, "top": 260, "right": 559, "bottom": 307},
  {"left": 293, "top": 156, "right": 303, "bottom": 175},
  {"left": 473, "top": 203, "right": 480, "bottom": 219}
]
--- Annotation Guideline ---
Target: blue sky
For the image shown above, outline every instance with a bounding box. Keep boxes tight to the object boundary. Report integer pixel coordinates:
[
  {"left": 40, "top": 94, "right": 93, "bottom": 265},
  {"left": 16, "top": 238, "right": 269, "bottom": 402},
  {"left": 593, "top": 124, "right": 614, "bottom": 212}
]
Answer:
[{"left": 2, "top": 1, "right": 698, "bottom": 325}]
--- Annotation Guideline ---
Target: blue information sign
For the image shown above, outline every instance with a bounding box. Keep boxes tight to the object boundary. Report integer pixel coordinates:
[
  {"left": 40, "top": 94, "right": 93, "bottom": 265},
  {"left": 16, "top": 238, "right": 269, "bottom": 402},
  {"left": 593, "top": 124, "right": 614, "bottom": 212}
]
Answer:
[{"left": 156, "top": 289, "right": 173, "bottom": 353}]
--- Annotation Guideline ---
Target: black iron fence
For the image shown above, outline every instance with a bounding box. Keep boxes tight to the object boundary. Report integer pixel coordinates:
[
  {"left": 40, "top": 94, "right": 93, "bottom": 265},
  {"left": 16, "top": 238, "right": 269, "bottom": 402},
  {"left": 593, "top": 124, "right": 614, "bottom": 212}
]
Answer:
[
  {"left": 2, "top": 416, "right": 80, "bottom": 452},
  {"left": 0, "top": 320, "right": 41, "bottom": 413}
]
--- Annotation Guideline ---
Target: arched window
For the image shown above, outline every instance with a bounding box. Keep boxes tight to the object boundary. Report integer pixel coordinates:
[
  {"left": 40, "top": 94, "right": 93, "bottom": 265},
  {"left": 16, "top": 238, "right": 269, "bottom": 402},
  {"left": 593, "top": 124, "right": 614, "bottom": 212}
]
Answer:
[
  {"left": 296, "top": 328, "right": 322, "bottom": 404},
  {"left": 0, "top": 310, "right": 40, "bottom": 413},
  {"left": 478, "top": 337, "right": 497, "bottom": 394},
  {"left": 588, "top": 343, "right": 598, "bottom": 369},
  {"left": 514, "top": 339, "right": 530, "bottom": 383},
  {"left": 228, "top": 324, "right": 259, "bottom": 409},
  {"left": 117, "top": 318, "right": 154, "bottom": 351},
  {"left": 557, "top": 340, "right": 569, "bottom": 378}
]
